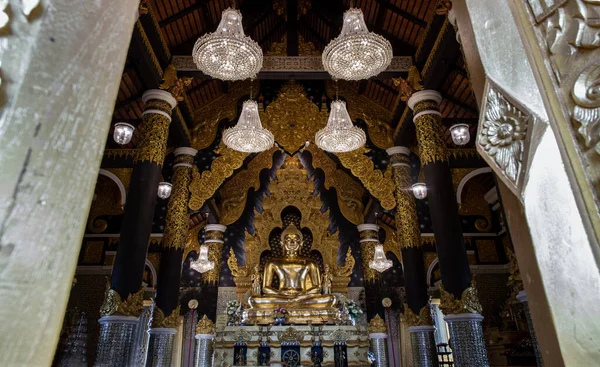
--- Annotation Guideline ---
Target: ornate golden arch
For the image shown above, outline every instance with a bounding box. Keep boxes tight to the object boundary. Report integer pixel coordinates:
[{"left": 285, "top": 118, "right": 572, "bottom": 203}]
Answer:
[{"left": 228, "top": 155, "right": 354, "bottom": 298}]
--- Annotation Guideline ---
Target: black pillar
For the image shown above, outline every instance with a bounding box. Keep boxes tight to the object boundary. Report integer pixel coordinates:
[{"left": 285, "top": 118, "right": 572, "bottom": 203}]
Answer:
[{"left": 111, "top": 90, "right": 177, "bottom": 299}]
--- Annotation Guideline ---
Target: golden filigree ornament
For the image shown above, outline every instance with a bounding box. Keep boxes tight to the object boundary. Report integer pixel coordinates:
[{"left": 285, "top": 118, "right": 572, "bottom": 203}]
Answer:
[
  {"left": 153, "top": 306, "right": 181, "bottom": 328},
  {"left": 87, "top": 175, "right": 125, "bottom": 233},
  {"left": 163, "top": 150, "right": 196, "bottom": 249},
  {"left": 393, "top": 65, "right": 424, "bottom": 102},
  {"left": 439, "top": 283, "right": 483, "bottom": 315},
  {"left": 188, "top": 143, "right": 248, "bottom": 211},
  {"left": 403, "top": 304, "right": 433, "bottom": 327},
  {"left": 196, "top": 315, "right": 216, "bottom": 335},
  {"left": 259, "top": 81, "right": 328, "bottom": 153},
  {"left": 135, "top": 90, "right": 177, "bottom": 166},
  {"left": 336, "top": 148, "right": 396, "bottom": 210},
  {"left": 367, "top": 314, "right": 387, "bottom": 334},
  {"left": 387, "top": 148, "right": 422, "bottom": 248},
  {"left": 99, "top": 283, "right": 144, "bottom": 317},
  {"left": 408, "top": 91, "right": 449, "bottom": 165}
]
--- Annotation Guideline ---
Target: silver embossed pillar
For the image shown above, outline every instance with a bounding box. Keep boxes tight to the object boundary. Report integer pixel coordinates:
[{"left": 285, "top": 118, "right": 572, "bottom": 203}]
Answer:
[
  {"left": 368, "top": 315, "right": 389, "bottom": 367},
  {"left": 146, "top": 328, "right": 177, "bottom": 367},
  {"left": 517, "top": 291, "right": 544, "bottom": 366},
  {"left": 130, "top": 302, "right": 153, "bottom": 366},
  {"left": 409, "top": 326, "right": 439, "bottom": 367},
  {"left": 194, "top": 315, "right": 215, "bottom": 367},
  {"left": 95, "top": 316, "right": 139, "bottom": 366},
  {"left": 444, "top": 314, "right": 489, "bottom": 367}
]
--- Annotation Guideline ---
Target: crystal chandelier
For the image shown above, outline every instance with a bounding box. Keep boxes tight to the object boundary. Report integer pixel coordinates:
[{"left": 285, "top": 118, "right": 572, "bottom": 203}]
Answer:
[
  {"left": 190, "top": 245, "right": 215, "bottom": 273},
  {"left": 157, "top": 182, "right": 172, "bottom": 199},
  {"left": 450, "top": 123, "right": 470, "bottom": 145},
  {"left": 113, "top": 122, "right": 134, "bottom": 145},
  {"left": 322, "top": 8, "right": 393, "bottom": 80},
  {"left": 192, "top": 8, "right": 263, "bottom": 80},
  {"left": 315, "top": 100, "right": 366, "bottom": 152},
  {"left": 222, "top": 100, "right": 274, "bottom": 153},
  {"left": 369, "top": 244, "right": 393, "bottom": 273}
]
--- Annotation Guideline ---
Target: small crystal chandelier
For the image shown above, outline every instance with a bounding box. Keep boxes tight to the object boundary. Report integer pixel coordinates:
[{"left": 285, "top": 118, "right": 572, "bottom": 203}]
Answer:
[
  {"left": 157, "top": 182, "right": 172, "bottom": 199},
  {"left": 322, "top": 8, "right": 393, "bottom": 80},
  {"left": 450, "top": 123, "right": 470, "bottom": 145},
  {"left": 192, "top": 8, "right": 263, "bottom": 80},
  {"left": 412, "top": 183, "right": 427, "bottom": 200},
  {"left": 315, "top": 100, "right": 366, "bottom": 152},
  {"left": 222, "top": 100, "right": 274, "bottom": 153},
  {"left": 113, "top": 122, "right": 134, "bottom": 145},
  {"left": 190, "top": 245, "right": 215, "bottom": 273},
  {"left": 369, "top": 244, "right": 393, "bottom": 273}
]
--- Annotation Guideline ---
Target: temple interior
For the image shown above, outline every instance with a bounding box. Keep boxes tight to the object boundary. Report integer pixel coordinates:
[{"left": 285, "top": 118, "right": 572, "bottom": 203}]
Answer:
[{"left": 2, "top": 0, "right": 600, "bottom": 367}]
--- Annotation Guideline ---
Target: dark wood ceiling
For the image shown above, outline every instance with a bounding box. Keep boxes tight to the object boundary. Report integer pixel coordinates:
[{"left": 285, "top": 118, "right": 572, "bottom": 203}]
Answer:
[{"left": 110, "top": 0, "right": 478, "bottom": 150}]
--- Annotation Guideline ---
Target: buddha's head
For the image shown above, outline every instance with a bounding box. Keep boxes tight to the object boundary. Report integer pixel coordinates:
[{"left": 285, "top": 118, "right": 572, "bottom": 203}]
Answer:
[{"left": 281, "top": 225, "right": 303, "bottom": 257}]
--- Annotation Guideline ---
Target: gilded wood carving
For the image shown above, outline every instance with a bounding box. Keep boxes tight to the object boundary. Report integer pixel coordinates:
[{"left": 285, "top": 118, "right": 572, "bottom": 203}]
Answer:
[
  {"left": 259, "top": 81, "right": 328, "bottom": 153},
  {"left": 188, "top": 143, "right": 248, "bottom": 211}
]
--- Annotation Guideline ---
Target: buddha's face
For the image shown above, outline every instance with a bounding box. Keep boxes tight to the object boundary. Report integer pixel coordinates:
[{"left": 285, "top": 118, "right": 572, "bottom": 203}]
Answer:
[{"left": 283, "top": 233, "right": 301, "bottom": 255}]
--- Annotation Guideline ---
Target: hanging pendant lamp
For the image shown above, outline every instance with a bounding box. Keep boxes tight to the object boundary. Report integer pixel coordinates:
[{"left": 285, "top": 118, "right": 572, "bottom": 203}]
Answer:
[
  {"left": 222, "top": 100, "right": 274, "bottom": 153},
  {"left": 322, "top": 8, "right": 393, "bottom": 80},
  {"left": 315, "top": 100, "right": 366, "bottom": 153},
  {"left": 192, "top": 8, "right": 263, "bottom": 80}
]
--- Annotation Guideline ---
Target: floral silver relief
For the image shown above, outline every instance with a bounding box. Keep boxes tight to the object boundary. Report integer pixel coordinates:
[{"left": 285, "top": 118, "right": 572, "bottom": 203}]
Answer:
[
  {"left": 478, "top": 83, "right": 530, "bottom": 186},
  {"left": 572, "top": 63, "right": 600, "bottom": 155}
]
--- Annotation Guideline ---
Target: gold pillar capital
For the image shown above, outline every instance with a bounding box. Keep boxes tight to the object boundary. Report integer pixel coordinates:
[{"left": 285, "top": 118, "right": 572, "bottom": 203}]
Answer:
[{"left": 408, "top": 90, "right": 449, "bottom": 165}]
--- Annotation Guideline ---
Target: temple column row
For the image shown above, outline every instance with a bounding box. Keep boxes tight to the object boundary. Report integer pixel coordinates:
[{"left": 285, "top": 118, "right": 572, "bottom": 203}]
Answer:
[
  {"left": 387, "top": 146, "right": 438, "bottom": 367},
  {"left": 96, "top": 89, "right": 177, "bottom": 367},
  {"left": 147, "top": 147, "right": 198, "bottom": 366}
]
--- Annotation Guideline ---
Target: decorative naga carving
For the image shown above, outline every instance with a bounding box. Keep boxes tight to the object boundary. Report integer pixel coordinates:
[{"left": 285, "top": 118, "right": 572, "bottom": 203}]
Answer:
[
  {"left": 218, "top": 147, "right": 277, "bottom": 225},
  {"left": 335, "top": 148, "right": 396, "bottom": 210},
  {"left": 99, "top": 282, "right": 144, "bottom": 317},
  {"left": 306, "top": 145, "right": 365, "bottom": 225},
  {"left": 188, "top": 143, "right": 248, "bottom": 211}
]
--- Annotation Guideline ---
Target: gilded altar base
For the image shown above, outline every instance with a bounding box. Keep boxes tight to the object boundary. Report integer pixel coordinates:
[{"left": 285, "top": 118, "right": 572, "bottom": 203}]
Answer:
[
  {"left": 242, "top": 308, "right": 340, "bottom": 325},
  {"left": 213, "top": 325, "right": 370, "bottom": 366}
]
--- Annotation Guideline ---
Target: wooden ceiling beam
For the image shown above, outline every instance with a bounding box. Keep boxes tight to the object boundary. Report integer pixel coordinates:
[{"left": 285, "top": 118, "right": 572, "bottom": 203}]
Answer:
[
  {"left": 372, "top": 0, "right": 427, "bottom": 28},
  {"left": 159, "top": 2, "right": 208, "bottom": 27},
  {"left": 441, "top": 93, "right": 478, "bottom": 115}
]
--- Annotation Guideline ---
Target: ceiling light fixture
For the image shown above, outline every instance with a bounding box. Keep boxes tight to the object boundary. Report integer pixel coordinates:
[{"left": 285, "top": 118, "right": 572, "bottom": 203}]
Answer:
[
  {"left": 412, "top": 183, "right": 427, "bottom": 200},
  {"left": 315, "top": 100, "right": 366, "bottom": 152},
  {"left": 157, "top": 182, "right": 172, "bottom": 199},
  {"left": 192, "top": 8, "right": 263, "bottom": 81},
  {"left": 222, "top": 100, "right": 274, "bottom": 153},
  {"left": 322, "top": 8, "right": 393, "bottom": 80},
  {"left": 113, "top": 122, "right": 134, "bottom": 145},
  {"left": 450, "top": 123, "right": 470, "bottom": 145}
]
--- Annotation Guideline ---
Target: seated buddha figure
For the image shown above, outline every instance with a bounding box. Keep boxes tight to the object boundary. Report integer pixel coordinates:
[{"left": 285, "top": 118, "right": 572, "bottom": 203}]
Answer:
[{"left": 247, "top": 225, "right": 337, "bottom": 309}]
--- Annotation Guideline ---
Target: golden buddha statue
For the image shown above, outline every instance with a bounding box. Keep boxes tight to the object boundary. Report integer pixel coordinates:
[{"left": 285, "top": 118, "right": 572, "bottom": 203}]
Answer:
[{"left": 247, "top": 225, "right": 337, "bottom": 310}]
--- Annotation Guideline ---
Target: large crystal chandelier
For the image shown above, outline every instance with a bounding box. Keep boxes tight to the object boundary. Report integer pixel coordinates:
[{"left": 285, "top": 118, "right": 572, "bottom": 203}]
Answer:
[
  {"left": 190, "top": 245, "right": 215, "bottom": 273},
  {"left": 222, "top": 100, "right": 274, "bottom": 153},
  {"left": 315, "top": 100, "right": 366, "bottom": 152},
  {"left": 369, "top": 244, "right": 393, "bottom": 273},
  {"left": 192, "top": 8, "right": 263, "bottom": 80},
  {"left": 322, "top": 8, "right": 393, "bottom": 80}
]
